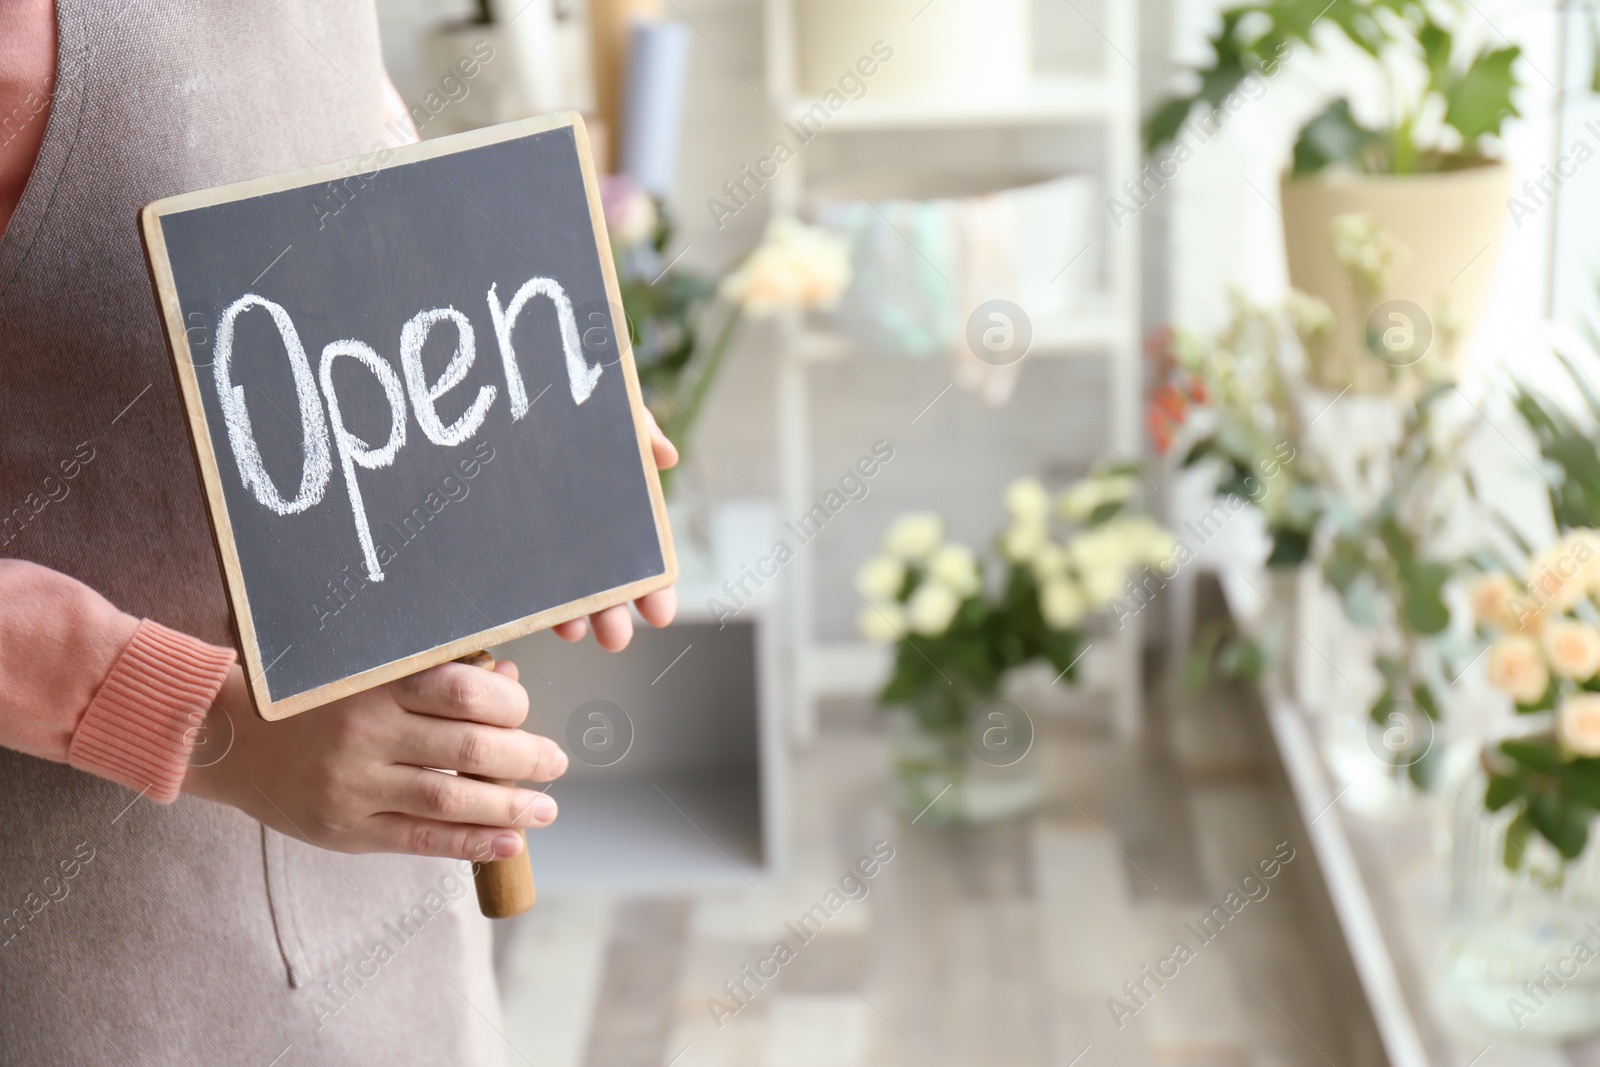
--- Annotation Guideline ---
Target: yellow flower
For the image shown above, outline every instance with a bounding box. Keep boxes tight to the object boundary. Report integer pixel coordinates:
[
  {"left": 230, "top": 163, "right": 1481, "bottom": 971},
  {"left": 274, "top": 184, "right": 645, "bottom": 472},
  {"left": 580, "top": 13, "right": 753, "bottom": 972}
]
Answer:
[
  {"left": 1544, "top": 618, "right": 1600, "bottom": 681},
  {"left": 1486, "top": 633, "right": 1550, "bottom": 705},
  {"left": 1560, "top": 693, "right": 1600, "bottom": 757},
  {"left": 1058, "top": 475, "right": 1135, "bottom": 522}
]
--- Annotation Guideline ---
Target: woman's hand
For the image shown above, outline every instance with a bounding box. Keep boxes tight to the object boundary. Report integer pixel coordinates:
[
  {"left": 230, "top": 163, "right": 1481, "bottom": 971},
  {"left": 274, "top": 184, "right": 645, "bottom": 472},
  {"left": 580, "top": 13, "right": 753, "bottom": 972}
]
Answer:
[
  {"left": 184, "top": 659, "right": 561, "bottom": 862},
  {"left": 550, "top": 409, "right": 679, "bottom": 649}
]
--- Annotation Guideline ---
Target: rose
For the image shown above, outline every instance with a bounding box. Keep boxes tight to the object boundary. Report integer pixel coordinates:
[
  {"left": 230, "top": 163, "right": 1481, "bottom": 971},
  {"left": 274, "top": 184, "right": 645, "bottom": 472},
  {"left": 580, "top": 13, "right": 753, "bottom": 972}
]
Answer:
[
  {"left": 599, "top": 175, "right": 658, "bottom": 248},
  {"left": 1469, "top": 572, "right": 1522, "bottom": 631},
  {"left": 882, "top": 513, "right": 943, "bottom": 562},
  {"left": 1001, "top": 520, "right": 1048, "bottom": 564},
  {"left": 719, "top": 218, "right": 851, "bottom": 317},
  {"left": 857, "top": 556, "right": 905, "bottom": 601},
  {"left": 1004, "top": 478, "right": 1050, "bottom": 524},
  {"left": 1527, "top": 543, "right": 1590, "bottom": 614},
  {"left": 1040, "top": 579, "right": 1086, "bottom": 630},
  {"left": 1031, "top": 544, "right": 1069, "bottom": 580},
  {"left": 1560, "top": 693, "right": 1600, "bottom": 757},
  {"left": 1486, "top": 633, "right": 1551, "bottom": 705},
  {"left": 1543, "top": 619, "right": 1600, "bottom": 681},
  {"left": 907, "top": 582, "right": 960, "bottom": 636},
  {"left": 1058, "top": 475, "right": 1135, "bottom": 523},
  {"left": 857, "top": 602, "right": 905, "bottom": 644},
  {"left": 928, "top": 543, "right": 980, "bottom": 597}
]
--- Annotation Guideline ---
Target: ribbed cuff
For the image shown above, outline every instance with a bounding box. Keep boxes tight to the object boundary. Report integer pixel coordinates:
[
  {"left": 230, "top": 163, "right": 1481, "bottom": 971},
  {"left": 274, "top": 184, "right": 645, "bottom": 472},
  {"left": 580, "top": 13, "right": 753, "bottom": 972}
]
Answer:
[{"left": 68, "top": 620, "right": 237, "bottom": 804}]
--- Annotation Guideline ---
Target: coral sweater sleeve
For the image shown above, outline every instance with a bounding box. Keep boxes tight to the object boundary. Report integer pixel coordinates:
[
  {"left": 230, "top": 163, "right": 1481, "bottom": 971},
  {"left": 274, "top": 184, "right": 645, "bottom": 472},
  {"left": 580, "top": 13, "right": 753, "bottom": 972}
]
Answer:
[{"left": 0, "top": 560, "right": 236, "bottom": 802}]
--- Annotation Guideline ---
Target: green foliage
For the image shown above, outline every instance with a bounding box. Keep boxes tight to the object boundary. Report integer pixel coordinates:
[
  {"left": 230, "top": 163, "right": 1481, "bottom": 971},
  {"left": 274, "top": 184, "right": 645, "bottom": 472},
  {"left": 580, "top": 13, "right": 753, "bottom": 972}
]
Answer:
[
  {"left": 1488, "top": 736, "right": 1600, "bottom": 867},
  {"left": 879, "top": 565, "right": 1084, "bottom": 736},
  {"left": 613, "top": 207, "right": 724, "bottom": 494},
  {"left": 1145, "top": 0, "right": 1522, "bottom": 175}
]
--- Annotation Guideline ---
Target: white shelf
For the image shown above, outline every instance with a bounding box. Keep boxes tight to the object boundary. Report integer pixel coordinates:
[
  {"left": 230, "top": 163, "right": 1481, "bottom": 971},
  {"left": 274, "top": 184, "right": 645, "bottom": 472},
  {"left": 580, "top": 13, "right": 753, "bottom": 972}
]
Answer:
[
  {"left": 781, "top": 77, "right": 1116, "bottom": 131},
  {"left": 791, "top": 308, "right": 1129, "bottom": 362},
  {"left": 765, "top": 0, "right": 1145, "bottom": 743}
]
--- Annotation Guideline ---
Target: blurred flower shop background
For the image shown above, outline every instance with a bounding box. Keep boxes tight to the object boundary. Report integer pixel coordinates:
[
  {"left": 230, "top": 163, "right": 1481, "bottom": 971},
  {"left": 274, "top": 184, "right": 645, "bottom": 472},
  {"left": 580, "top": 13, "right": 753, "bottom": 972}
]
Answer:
[{"left": 375, "top": 0, "right": 1598, "bottom": 1064}]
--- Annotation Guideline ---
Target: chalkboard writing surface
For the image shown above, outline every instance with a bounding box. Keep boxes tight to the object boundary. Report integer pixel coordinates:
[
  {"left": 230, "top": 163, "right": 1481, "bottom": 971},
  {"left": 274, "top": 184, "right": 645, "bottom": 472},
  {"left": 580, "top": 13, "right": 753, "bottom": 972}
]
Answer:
[{"left": 142, "top": 113, "right": 675, "bottom": 720}]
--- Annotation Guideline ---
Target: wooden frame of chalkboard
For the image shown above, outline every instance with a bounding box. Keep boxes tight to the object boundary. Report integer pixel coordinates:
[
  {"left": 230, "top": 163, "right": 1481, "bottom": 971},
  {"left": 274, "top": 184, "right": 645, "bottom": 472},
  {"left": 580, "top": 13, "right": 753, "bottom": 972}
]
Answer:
[{"left": 140, "top": 111, "right": 676, "bottom": 720}]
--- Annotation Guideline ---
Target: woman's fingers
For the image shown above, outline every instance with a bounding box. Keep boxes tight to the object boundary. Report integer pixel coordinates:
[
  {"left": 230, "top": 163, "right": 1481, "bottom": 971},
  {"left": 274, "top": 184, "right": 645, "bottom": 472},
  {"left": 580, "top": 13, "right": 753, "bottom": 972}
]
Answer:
[
  {"left": 390, "top": 662, "right": 530, "bottom": 727},
  {"left": 381, "top": 767, "right": 558, "bottom": 830},
  {"left": 635, "top": 585, "right": 677, "bottom": 628},
  {"left": 390, "top": 714, "right": 568, "bottom": 782},
  {"left": 589, "top": 604, "right": 634, "bottom": 651},
  {"left": 552, "top": 617, "right": 589, "bottom": 642},
  {"left": 644, "top": 408, "right": 679, "bottom": 470},
  {"left": 364, "top": 812, "right": 530, "bottom": 861}
]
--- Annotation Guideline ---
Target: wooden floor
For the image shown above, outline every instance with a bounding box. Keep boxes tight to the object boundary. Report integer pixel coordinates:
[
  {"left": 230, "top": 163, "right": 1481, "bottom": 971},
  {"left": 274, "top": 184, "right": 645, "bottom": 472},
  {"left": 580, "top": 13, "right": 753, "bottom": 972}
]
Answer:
[{"left": 494, "top": 672, "right": 1380, "bottom": 1067}]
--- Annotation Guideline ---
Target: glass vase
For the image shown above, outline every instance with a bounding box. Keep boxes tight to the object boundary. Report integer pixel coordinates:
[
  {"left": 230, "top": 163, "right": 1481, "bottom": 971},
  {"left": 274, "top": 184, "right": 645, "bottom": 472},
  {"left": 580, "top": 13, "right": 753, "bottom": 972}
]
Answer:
[
  {"left": 1443, "top": 768, "right": 1600, "bottom": 1042},
  {"left": 886, "top": 702, "right": 1041, "bottom": 826}
]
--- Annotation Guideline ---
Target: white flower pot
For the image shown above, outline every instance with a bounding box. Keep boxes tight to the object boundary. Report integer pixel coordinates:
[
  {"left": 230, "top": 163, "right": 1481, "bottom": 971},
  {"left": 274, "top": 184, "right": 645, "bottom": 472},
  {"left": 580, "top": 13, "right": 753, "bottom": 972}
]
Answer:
[
  {"left": 795, "top": 0, "right": 1029, "bottom": 101},
  {"left": 1279, "top": 164, "right": 1512, "bottom": 394}
]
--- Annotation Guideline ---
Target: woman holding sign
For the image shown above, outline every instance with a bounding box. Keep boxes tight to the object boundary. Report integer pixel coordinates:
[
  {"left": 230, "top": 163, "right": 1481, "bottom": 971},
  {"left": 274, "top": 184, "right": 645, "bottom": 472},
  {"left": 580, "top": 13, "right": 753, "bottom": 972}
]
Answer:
[{"left": 0, "top": 2, "right": 675, "bottom": 1062}]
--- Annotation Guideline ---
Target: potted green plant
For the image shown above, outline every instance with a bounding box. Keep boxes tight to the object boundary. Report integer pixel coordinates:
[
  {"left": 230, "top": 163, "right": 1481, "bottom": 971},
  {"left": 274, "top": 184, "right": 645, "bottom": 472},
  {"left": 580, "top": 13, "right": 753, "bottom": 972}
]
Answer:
[
  {"left": 1147, "top": 0, "right": 1520, "bottom": 392},
  {"left": 857, "top": 473, "right": 1175, "bottom": 824}
]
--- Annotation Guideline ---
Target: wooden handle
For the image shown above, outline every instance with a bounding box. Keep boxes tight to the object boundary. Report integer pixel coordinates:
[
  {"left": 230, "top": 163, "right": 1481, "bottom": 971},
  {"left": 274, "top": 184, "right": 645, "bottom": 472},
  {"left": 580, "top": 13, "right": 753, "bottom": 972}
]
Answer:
[{"left": 457, "top": 651, "right": 536, "bottom": 919}]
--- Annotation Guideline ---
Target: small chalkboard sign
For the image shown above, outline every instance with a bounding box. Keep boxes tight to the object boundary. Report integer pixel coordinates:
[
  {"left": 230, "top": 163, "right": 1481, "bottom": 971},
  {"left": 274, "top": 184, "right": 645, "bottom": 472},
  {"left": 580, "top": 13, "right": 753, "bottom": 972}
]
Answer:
[{"left": 141, "top": 113, "right": 676, "bottom": 720}]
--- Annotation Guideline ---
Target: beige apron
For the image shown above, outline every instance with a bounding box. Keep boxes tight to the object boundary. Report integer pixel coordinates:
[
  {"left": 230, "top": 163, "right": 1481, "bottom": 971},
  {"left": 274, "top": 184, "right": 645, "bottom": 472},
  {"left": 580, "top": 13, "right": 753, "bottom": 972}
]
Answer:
[{"left": 0, "top": 4, "right": 505, "bottom": 1063}]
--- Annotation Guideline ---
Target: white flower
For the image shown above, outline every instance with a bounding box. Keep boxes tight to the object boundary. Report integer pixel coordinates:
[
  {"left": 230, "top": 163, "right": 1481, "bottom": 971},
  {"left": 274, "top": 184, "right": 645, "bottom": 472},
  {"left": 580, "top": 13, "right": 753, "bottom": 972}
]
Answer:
[
  {"left": 1544, "top": 619, "right": 1600, "bottom": 681},
  {"left": 1001, "top": 520, "right": 1049, "bottom": 564},
  {"left": 1081, "top": 566, "right": 1128, "bottom": 608},
  {"left": 1031, "top": 543, "right": 1070, "bottom": 580},
  {"left": 1109, "top": 516, "right": 1178, "bottom": 568},
  {"left": 1005, "top": 478, "right": 1051, "bottom": 523},
  {"left": 856, "top": 555, "right": 906, "bottom": 601},
  {"left": 1040, "top": 579, "right": 1087, "bottom": 630},
  {"left": 719, "top": 218, "right": 851, "bottom": 317},
  {"left": 907, "top": 581, "right": 961, "bottom": 636},
  {"left": 857, "top": 602, "right": 905, "bottom": 644},
  {"left": 1561, "top": 693, "right": 1600, "bottom": 757},
  {"left": 929, "top": 543, "right": 980, "bottom": 597},
  {"left": 1486, "top": 633, "right": 1550, "bottom": 705},
  {"left": 1330, "top": 213, "right": 1402, "bottom": 293},
  {"left": 883, "top": 513, "right": 943, "bottom": 562},
  {"left": 1058, "top": 475, "right": 1135, "bottom": 522}
]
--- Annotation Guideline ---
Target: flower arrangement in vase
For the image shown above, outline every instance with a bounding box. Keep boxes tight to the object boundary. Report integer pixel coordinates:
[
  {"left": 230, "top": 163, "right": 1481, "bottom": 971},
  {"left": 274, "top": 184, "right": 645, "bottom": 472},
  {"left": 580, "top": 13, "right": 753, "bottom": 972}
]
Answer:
[
  {"left": 602, "top": 177, "right": 850, "bottom": 498},
  {"left": 857, "top": 472, "right": 1174, "bottom": 824}
]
